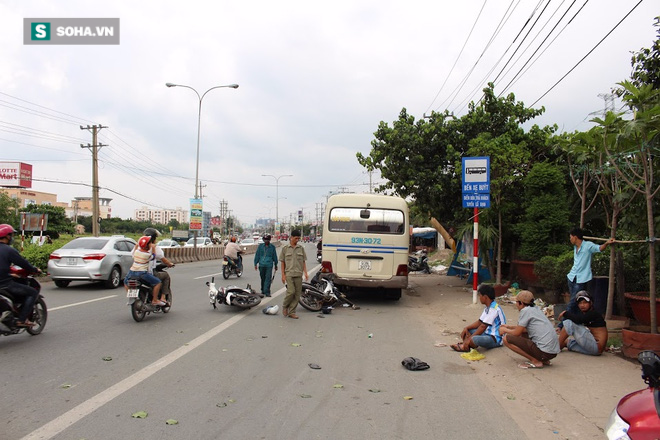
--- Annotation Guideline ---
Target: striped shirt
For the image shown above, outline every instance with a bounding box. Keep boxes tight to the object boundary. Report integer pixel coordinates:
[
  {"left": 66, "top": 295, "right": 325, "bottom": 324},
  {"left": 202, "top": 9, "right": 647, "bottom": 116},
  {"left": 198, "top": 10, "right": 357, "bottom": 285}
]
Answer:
[
  {"left": 131, "top": 248, "right": 153, "bottom": 272},
  {"left": 479, "top": 301, "right": 507, "bottom": 345}
]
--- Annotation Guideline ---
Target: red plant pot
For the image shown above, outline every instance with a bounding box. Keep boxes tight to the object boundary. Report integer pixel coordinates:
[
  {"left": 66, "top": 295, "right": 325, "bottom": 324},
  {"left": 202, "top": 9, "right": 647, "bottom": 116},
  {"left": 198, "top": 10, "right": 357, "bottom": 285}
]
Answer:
[{"left": 624, "top": 292, "right": 660, "bottom": 326}]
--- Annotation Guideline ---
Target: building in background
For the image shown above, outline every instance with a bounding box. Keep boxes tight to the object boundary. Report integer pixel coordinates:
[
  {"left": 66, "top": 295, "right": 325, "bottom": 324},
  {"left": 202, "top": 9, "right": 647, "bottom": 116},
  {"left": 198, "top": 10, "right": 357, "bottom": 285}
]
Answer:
[
  {"left": 1, "top": 188, "right": 68, "bottom": 209},
  {"left": 67, "top": 197, "right": 112, "bottom": 222},
  {"left": 134, "top": 206, "right": 188, "bottom": 224}
]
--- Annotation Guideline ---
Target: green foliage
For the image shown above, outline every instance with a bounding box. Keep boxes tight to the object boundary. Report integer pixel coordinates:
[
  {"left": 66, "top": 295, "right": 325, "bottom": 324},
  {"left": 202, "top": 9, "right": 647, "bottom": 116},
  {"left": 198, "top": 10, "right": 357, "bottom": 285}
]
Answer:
[
  {"left": 19, "top": 241, "right": 60, "bottom": 272},
  {"left": 517, "top": 162, "right": 570, "bottom": 260},
  {"left": 0, "top": 192, "right": 20, "bottom": 226},
  {"left": 534, "top": 251, "right": 574, "bottom": 294}
]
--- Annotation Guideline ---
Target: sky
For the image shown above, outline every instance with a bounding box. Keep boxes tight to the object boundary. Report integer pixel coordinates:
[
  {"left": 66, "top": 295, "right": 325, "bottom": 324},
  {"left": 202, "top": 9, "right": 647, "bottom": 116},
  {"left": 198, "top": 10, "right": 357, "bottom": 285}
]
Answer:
[{"left": 0, "top": 0, "right": 657, "bottom": 227}]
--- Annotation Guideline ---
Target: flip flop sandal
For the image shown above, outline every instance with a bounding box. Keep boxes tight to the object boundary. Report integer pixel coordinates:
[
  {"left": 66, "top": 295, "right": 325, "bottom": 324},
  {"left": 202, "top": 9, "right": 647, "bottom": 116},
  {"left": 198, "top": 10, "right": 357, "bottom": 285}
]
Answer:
[
  {"left": 518, "top": 362, "right": 543, "bottom": 369},
  {"left": 450, "top": 343, "right": 468, "bottom": 352}
]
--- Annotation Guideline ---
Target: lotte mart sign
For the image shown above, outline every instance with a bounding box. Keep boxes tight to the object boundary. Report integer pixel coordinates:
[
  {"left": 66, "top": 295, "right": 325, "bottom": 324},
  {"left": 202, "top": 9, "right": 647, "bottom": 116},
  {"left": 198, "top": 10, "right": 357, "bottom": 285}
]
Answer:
[{"left": 462, "top": 157, "right": 490, "bottom": 208}]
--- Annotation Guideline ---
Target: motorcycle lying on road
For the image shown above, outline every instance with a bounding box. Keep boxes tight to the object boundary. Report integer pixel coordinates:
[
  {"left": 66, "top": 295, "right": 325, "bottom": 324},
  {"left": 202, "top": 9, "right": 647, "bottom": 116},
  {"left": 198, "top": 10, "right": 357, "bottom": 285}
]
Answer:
[
  {"left": 126, "top": 264, "right": 172, "bottom": 322},
  {"left": 299, "top": 272, "right": 360, "bottom": 312},
  {"left": 606, "top": 350, "right": 660, "bottom": 439},
  {"left": 408, "top": 249, "right": 430, "bottom": 273},
  {"left": 222, "top": 255, "right": 243, "bottom": 279},
  {"left": 0, "top": 266, "right": 47, "bottom": 336},
  {"left": 207, "top": 277, "right": 262, "bottom": 310}
]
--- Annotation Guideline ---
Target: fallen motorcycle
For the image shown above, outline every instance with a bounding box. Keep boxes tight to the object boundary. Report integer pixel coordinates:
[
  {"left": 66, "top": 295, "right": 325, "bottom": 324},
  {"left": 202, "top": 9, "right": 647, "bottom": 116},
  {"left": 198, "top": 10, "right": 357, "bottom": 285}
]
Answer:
[
  {"left": 125, "top": 264, "right": 172, "bottom": 322},
  {"left": 0, "top": 266, "right": 47, "bottom": 336},
  {"left": 207, "top": 277, "right": 262, "bottom": 310},
  {"left": 222, "top": 255, "right": 243, "bottom": 279},
  {"left": 299, "top": 272, "right": 359, "bottom": 312}
]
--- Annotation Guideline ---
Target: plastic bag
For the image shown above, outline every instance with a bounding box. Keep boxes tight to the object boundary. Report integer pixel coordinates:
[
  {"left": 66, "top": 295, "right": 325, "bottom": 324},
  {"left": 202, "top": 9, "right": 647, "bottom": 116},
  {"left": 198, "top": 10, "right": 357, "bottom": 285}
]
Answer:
[{"left": 460, "top": 348, "right": 485, "bottom": 361}]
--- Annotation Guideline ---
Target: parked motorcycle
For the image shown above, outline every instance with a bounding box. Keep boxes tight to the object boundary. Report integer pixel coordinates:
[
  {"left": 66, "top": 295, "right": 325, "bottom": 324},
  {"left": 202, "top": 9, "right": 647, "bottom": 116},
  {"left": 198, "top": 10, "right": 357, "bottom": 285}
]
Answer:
[
  {"left": 207, "top": 277, "right": 262, "bottom": 309},
  {"left": 299, "top": 272, "right": 359, "bottom": 312},
  {"left": 0, "top": 266, "right": 47, "bottom": 336},
  {"left": 222, "top": 255, "right": 243, "bottom": 279},
  {"left": 606, "top": 350, "right": 660, "bottom": 439},
  {"left": 408, "top": 249, "right": 430, "bottom": 273},
  {"left": 126, "top": 264, "right": 172, "bottom": 322}
]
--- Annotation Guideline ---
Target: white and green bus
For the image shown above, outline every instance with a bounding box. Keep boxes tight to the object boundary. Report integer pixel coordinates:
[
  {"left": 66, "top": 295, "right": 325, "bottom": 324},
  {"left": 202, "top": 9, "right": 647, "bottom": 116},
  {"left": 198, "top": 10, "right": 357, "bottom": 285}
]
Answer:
[{"left": 320, "top": 193, "right": 409, "bottom": 300}]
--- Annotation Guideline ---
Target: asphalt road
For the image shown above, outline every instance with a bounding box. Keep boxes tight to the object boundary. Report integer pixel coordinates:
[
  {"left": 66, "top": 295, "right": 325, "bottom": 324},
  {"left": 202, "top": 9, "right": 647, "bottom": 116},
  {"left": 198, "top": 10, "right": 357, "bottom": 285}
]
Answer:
[{"left": 1, "top": 243, "right": 527, "bottom": 440}]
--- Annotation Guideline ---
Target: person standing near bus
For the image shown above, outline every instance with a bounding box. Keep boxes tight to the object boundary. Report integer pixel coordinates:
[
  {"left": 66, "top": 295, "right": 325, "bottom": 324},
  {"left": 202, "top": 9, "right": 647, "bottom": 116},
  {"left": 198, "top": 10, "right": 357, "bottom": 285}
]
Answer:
[{"left": 279, "top": 230, "right": 308, "bottom": 319}]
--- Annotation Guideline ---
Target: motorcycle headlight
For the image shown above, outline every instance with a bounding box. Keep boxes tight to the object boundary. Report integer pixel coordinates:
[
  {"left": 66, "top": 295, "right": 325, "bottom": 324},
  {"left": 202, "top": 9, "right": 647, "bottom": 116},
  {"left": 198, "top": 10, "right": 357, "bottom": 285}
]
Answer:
[{"left": 605, "top": 408, "right": 630, "bottom": 440}]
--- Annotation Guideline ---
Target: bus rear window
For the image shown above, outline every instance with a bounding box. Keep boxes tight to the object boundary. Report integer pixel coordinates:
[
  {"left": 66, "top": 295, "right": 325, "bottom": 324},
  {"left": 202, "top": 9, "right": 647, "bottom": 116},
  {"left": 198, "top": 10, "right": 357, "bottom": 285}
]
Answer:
[{"left": 328, "top": 207, "right": 405, "bottom": 234}]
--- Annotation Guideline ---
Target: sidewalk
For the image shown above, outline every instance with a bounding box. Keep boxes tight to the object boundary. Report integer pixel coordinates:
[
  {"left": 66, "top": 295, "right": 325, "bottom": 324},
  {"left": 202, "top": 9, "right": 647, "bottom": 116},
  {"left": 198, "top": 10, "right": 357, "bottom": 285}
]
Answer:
[{"left": 406, "top": 272, "right": 641, "bottom": 440}]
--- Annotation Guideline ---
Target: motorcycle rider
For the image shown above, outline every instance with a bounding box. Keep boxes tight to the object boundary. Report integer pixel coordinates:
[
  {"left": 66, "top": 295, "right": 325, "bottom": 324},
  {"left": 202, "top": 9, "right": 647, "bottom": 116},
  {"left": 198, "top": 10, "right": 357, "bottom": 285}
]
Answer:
[
  {"left": 125, "top": 234, "right": 163, "bottom": 306},
  {"left": 0, "top": 224, "right": 41, "bottom": 327},
  {"left": 144, "top": 228, "right": 175, "bottom": 306},
  {"left": 224, "top": 236, "right": 243, "bottom": 270}
]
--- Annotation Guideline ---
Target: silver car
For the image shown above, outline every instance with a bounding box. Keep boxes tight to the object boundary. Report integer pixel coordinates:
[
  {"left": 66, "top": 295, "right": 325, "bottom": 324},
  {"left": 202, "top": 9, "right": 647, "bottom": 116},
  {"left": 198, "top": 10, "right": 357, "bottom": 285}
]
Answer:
[
  {"left": 47, "top": 236, "right": 137, "bottom": 289},
  {"left": 157, "top": 239, "right": 180, "bottom": 248}
]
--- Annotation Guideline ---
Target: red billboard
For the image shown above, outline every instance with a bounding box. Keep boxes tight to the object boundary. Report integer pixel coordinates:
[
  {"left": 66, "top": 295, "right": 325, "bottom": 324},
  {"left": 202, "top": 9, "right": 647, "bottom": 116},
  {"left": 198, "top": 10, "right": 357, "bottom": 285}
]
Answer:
[{"left": 0, "top": 162, "right": 32, "bottom": 188}]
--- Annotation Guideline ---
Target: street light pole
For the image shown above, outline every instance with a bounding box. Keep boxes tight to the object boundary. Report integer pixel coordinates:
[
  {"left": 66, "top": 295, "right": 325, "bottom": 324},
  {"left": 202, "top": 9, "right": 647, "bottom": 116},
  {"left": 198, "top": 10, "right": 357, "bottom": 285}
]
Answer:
[
  {"left": 262, "top": 174, "right": 292, "bottom": 237},
  {"left": 166, "top": 82, "right": 238, "bottom": 256}
]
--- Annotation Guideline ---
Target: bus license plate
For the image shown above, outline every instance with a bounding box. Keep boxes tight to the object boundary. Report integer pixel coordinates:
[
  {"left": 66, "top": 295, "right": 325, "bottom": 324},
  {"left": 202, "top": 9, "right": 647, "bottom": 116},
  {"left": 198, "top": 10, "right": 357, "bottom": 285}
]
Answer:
[
  {"left": 358, "top": 260, "right": 372, "bottom": 271},
  {"left": 127, "top": 289, "right": 139, "bottom": 298}
]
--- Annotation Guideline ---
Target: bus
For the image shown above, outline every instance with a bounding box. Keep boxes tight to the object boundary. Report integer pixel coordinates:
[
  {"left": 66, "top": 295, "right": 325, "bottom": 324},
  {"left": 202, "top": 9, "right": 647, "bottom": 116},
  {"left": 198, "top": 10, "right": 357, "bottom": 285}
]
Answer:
[{"left": 320, "top": 193, "right": 409, "bottom": 300}]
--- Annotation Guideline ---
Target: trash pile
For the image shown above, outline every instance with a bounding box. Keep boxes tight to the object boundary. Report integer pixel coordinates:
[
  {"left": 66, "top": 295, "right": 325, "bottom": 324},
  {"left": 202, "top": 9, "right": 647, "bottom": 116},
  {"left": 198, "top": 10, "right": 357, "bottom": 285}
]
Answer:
[{"left": 497, "top": 283, "right": 554, "bottom": 319}]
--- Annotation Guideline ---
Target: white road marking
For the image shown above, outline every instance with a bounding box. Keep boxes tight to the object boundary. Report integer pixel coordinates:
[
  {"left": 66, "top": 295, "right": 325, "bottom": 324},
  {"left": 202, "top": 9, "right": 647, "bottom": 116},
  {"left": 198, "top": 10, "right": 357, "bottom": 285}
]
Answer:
[
  {"left": 20, "top": 286, "right": 286, "bottom": 440},
  {"left": 48, "top": 296, "right": 117, "bottom": 311},
  {"left": 193, "top": 271, "right": 223, "bottom": 279}
]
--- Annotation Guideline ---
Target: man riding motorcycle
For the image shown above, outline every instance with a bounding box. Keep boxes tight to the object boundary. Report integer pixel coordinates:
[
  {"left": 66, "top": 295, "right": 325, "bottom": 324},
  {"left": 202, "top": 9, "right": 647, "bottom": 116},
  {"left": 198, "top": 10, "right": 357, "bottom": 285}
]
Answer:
[
  {"left": 223, "top": 236, "right": 243, "bottom": 270},
  {"left": 0, "top": 224, "right": 41, "bottom": 327}
]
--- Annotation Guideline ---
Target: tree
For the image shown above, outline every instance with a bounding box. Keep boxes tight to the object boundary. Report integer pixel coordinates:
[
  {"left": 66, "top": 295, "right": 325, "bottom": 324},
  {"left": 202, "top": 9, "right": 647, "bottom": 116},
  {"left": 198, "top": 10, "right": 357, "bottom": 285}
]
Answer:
[
  {"left": 0, "top": 192, "right": 20, "bottom": 226},
  {"left": 358, "top": 84, "right": 554, "bottom": 281},
  {"left": 595, "top": 81, "right": 660, "bottom": 332}
]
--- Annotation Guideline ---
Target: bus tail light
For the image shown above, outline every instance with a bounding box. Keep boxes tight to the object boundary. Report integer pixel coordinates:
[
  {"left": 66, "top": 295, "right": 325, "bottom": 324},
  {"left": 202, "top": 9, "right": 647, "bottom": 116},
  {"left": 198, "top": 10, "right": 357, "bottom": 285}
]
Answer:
[
  {"left": 321, "top": 261, "right": 333, "bottom": 273},
  {"left": 396, "top": 264, "right": 408, "bottom": 277}
]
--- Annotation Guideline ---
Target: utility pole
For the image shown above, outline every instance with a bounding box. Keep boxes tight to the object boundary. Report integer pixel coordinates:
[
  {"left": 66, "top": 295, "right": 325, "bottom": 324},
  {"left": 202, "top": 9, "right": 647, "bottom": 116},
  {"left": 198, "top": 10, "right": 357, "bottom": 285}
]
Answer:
[{"left": 81, "top": 124, "right": 107, "bottom": 237}]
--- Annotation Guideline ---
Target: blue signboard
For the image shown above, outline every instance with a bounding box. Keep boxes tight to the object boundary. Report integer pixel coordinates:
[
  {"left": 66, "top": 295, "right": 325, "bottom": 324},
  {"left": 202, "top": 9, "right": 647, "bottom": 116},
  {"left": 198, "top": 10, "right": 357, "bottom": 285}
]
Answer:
[{"left": 462, "top": 157, "right": 491, "bottom": 208}]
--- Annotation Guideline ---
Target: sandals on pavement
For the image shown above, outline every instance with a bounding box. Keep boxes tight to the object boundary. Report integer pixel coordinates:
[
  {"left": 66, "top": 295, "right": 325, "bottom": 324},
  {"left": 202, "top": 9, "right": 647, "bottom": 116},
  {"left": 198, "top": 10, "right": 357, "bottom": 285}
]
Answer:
[
  {"left": 518, "top": 362, "right": 543, "bottom": 369},
  {"left": 450, "top": 343, "right": 469, "bottom": 352}
]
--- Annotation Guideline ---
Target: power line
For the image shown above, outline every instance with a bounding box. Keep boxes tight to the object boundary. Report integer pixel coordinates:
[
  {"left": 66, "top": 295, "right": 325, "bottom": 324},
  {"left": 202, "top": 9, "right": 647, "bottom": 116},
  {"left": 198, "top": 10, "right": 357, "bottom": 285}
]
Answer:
[
  {"left": 435, "top": 0, "right": 521, "bottom": 112},
  {"left": 424, "top": 0, "right": 487, "bottom": 114},
  {"left": 531, "top": 0, "right": 645, "bottom": 107},
  {"left": 0, "top": 91, "right": 94, "bottom": 124}
]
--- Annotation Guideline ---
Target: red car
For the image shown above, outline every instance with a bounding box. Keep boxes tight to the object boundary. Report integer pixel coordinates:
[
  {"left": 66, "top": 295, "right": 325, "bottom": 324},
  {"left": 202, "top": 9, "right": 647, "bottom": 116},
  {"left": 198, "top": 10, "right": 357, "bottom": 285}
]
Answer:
[{"left": 606, "top": 351, "right": 660, "bottom": 439}]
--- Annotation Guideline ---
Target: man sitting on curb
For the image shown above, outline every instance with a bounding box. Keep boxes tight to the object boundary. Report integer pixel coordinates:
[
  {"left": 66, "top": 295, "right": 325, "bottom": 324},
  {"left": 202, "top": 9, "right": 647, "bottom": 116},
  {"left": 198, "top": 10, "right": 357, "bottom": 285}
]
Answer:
[
  {"left": 500, "top": 290, "right": 560, "bottom": 369},
  {"left": 558, "top": 291, "right": 608, "bottom": 356},
  {"left": 451, "top": 284, "right": 506, "bottom": 352}
]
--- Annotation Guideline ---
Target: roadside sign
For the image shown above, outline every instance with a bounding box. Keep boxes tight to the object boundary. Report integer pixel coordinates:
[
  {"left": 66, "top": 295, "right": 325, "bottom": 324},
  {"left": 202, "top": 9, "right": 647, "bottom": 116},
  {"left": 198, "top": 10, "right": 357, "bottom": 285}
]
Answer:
[
  {"left": 190, "top": 198, "right": 203, "bottom": 231},
  {"left": 462, "top": 157, "right": 490, "bottom": 208}
]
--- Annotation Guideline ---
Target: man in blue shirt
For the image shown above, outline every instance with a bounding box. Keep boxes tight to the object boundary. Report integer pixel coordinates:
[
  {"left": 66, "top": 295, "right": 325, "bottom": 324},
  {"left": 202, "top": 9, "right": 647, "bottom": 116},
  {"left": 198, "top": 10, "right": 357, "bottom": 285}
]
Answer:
[
  {"left": 565, "top": 228, "right": 614, "bottom": 315},
  {"left": 254, "top": 234, "right": 278, "bottom": 297}
]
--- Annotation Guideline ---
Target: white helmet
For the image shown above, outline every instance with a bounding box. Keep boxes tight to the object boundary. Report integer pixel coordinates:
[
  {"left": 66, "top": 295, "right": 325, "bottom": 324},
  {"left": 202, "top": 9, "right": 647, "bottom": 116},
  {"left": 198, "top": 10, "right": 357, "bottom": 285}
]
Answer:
[{"left": 262, "top": 305, "right": 279, "bottom": 315}]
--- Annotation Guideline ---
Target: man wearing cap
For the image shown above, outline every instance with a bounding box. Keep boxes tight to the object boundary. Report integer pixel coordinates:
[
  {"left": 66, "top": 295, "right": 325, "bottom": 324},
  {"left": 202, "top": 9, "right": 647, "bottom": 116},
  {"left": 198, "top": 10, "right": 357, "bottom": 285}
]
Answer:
[
  {"left": 500, "top": 290, "right": 560, "bottom": 369},
  {"left": 558, "top": 291, "right": 607, "bottom": 355},
  {"left": 279, "top": 230, "right": 308, "bottom": 319},
  {"left": 254, "top": 234, "right": 278, "bottom": 297}
]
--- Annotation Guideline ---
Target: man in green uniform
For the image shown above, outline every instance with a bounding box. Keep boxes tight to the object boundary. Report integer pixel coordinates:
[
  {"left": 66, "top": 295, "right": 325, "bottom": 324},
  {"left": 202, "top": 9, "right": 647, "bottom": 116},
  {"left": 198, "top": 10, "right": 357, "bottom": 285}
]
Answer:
[{"left": 279, "top": 230, "right": 308, "bottom": 319}]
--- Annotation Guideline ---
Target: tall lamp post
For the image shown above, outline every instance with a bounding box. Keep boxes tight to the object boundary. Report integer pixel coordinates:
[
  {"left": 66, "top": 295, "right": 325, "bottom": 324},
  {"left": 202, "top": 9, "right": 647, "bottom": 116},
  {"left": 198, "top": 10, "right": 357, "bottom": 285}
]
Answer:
[
  {"left": 166, "top": 82, "right": 238, "bottom": 256},
  {"left": 262, "top": 174, "right": 292, "bottom": 237}
]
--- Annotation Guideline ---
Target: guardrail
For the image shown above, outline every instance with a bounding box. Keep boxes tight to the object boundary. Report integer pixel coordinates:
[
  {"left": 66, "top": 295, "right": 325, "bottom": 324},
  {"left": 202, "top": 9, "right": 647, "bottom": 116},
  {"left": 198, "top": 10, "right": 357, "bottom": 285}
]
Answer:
[{"left": 162, "top": 243, "right": 272, "bottom": 264}]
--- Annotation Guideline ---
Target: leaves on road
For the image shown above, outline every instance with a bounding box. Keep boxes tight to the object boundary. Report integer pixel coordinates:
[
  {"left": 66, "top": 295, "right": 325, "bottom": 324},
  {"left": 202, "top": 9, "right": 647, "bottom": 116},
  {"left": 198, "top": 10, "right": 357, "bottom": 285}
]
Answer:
[
  {"left": 369, "top": 389, "right": 381, "bottom": 393},
  {"left": 403, "top": 396, "right": 413, "bottom": 400},
  {"left": 291, "top": 343, "right": 301, "bottom": 347},
  {"left": 131, "top": 411, "right": 148, "bottom": 419},
  {"left": 308, "top": 363, "right": 321, "bottom": 369},
  {"left": 333, "top": 384, "right": 343, "bottom": 389},
  {"left": 60, "top": 383, "right": 72, "bottom": 389},
  {"left": 300, "top": 394, "right": 312, "bottom": 398},
  {"left": 102, "top": 356, "right": 112, "bottom": 361},
  {"left": 165, "top": 419, "right": 178, "bottom": 425}
]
